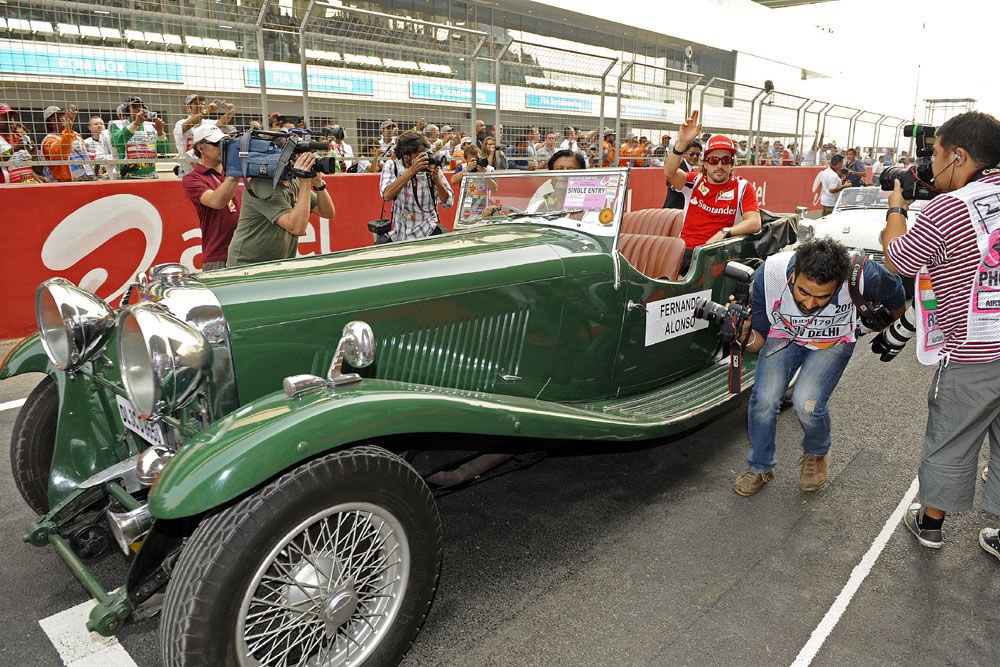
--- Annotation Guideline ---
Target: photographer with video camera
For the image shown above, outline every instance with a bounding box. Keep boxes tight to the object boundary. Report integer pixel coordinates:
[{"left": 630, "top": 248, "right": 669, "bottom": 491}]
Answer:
[
  {"left": 730, "top": 238, "right": 905, "bottom": 497},
  {"left": 226, "top": 149, "right": 335, "bottom": 267},
  {"left": 881, "top": 112, "right": 1000, "bottom": 559},
  {"left": 378, "top": 130, "right": 453, "bottom": 242}
]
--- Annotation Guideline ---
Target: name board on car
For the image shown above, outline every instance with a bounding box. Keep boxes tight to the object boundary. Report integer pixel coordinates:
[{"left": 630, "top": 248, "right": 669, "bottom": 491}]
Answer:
[{"left": 644, "top": 290, "right": 711, "bottom": 346}]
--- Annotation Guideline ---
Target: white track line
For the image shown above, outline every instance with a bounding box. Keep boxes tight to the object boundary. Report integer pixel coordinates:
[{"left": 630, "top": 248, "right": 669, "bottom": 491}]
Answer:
[
  {"left": 0, "top": 398, "right": 26, "bottom": 412},
  {"left": 791, "top": 476, "right": 919, "bottom": 666},
  {"left": 38, "top": 600, "right": 138, "bottom": 666}
]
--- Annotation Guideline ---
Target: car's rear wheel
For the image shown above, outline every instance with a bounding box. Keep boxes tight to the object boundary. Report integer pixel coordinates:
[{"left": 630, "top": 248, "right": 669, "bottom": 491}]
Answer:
[
  {"left": 160, "top": 445, "right": 443, "bottom": 667},
  {"left": 10, "top": 376, "right": 58, "bottom": 514}
]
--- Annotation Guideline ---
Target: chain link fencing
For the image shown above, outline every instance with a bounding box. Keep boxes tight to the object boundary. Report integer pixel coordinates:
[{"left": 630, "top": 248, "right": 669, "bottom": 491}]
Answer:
[{"left": 1, "top": 0, "right": 910, "bottom": 181}]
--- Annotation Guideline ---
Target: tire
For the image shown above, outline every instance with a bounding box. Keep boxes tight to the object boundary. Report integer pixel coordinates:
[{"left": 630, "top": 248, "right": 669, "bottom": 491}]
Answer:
[
  {"left": 160, "top": 445, "right": 443, "bottom": 667},
  {"left": 10, "top": 376, "right": 58, "bottom": 515}
]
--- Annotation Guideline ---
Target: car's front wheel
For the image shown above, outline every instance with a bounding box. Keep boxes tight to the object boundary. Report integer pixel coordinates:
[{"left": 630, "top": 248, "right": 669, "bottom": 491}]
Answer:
[
  {"left": 10, "top": 376, "right": 58, "bottom": 515},
  {"left": 159, "top": 445, "right": 443, "bottom": 667}
]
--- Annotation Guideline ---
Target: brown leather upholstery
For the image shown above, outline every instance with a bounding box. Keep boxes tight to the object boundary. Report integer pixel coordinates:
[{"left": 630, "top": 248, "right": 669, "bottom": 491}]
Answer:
[
  {"left": 618, "top": 233, "right": 688, "bottom": 281},
  {"left": 621, "top": 208, "right": 685, "bottom": 237}
]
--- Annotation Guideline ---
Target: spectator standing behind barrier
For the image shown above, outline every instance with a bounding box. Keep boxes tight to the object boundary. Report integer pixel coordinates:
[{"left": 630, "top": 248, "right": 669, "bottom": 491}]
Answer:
[
  {"left": 182, "top": 124, "right": 241, "bottom": 271},
  {"left": 84, "top": 115, "right": 113, "bottom": 179},
  {"left": 41, "top": 105, "right": 96, "bottom": 183},
  {"left": 380, "top": 130, "right": 454, "bottom": 242},
  {"left": 535, "top": 132, "right": 558, "bottom": 167},
  {"left": 450, "top": 144, "right": 494, "bottom": 185},
  {"left": 227, "top": 151, "right": 335, "bottom": 266},
  {"left": 819, "top": 155, "right": 850, "bottom": 215},
  {"left": 482, "top": 136, "right": 507, "bottom": 171},
  {"left": 111, "top": 96, "right": 170, "bottom": 180},
  {"left": 881, "top": 111, "right": 1000, "bottom": 559},
  {"left": 377, "top": 119, "right": 398, "bottom": 168},
  {"left": 559, "top": 126, "right": 579, "bottom": 154},
  {"left": 353, "top": 138, "right": 380, "bottom": 174},
  {"left": 731, "top": 239, "right": 905, "bottom": 496},
  {"left": 663, "top": 139, "right": 701, "bottom": 209},
  {"left": 0, "top": 103, "right": 42, "bottom": 184},
  {"left": 650, "top": 134, "right": 671, "bottom": 167},
  {"left": 665, "top": 111, "right": 761, "bottom": 273},
  {"left": 320, "top": 124, "right": 353, "bottom": 172},
  {"left": 843, "top": 148, "right": 867, "bottom": 186},
  {"left": 602, "top": 130, "right": 617, "bottom": 167},
  {"left": 173, "top": 95, "right": 236, "bottom": 176},
  {"left": 871, "top": 154, "right": 886, "bottom": 183},
  {"left": 735, "top": 139, "right": 751, "bottom": 166},
  {"left": 618, "top": 133, "right": 646, "bottom": 167}
]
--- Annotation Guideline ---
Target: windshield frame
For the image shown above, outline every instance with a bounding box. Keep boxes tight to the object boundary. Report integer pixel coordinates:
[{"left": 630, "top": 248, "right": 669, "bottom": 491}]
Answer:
[{"left": 454, "top": 167, "right": 631, "bottom": 238}]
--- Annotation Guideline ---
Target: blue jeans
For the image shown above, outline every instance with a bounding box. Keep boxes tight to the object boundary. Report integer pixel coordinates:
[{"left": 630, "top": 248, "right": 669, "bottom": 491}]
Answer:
[{"left": 746, "top": 337, "right": 855, "bottom": 473}]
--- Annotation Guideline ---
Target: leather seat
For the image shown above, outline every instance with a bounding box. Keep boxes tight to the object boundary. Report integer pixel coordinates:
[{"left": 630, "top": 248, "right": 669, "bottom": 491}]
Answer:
[
  {"left": 621, "top": 208, "right": 685, "bottom": 237},
  {"left": 618, "top": 233, "right": 688, "bottom": 281}
]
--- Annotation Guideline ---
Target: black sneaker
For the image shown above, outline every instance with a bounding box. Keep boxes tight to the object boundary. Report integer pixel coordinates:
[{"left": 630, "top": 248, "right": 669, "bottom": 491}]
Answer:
[
  {"left": 903, "top": 503, "right": 942, "bottom": 549},
  {"left": 980, "top": 528, "right": 1000, "bottom": 561}
]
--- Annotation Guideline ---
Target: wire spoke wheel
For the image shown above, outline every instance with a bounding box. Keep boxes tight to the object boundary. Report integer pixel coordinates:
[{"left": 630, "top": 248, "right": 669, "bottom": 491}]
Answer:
[{"left": 238, "top": 503, "right": 409, "bottom": 667}]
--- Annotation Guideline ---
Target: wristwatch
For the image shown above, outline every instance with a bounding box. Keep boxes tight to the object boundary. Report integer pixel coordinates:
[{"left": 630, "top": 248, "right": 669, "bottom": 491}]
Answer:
[
  {"left": 885, "top": 206, "right": 907, "bottom": 220},
  {"left": 671, "top": 146, "right": 687, "bottom": 156},
  {"left": 722, "top": 227, "right": 733, "bottom": 239}
]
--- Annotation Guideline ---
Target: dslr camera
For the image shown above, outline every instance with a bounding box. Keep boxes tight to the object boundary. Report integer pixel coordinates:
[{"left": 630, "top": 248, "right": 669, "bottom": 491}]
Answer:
[
  {"left": 423, "top": 150, "right": 448, "bottom": 168},
  {"left": 878, "top": 123, "right": 941, "bottom": 200},
  {"left": 693, "top": 261, "right": 756, "bottom": 344}
]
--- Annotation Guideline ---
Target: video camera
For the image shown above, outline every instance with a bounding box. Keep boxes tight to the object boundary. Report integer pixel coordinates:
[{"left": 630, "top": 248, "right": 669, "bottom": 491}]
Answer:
[
  {"left": 694, "top": 261, "right": 756, "bottom": 344},
  {"left": 878, "top": 123, "right": 941, "bottom": 200},
  {"left": 222, "top": 129, "right": 339, "bottom": 182}
]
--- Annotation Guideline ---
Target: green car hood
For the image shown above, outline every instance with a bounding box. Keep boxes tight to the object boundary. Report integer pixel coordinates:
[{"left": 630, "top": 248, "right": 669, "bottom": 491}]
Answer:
[{"left": 198, "top": 225, "right": 602, "bottom": 403}]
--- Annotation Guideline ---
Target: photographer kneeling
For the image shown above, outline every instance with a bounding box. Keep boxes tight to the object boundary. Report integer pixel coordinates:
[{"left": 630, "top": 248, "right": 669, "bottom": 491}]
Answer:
[
  {"left": 379, "top": 131, "right": 454, "bottom": 242},
  {"left": 732, "top": 239, "right": 905, "bottom": 496},
  {"left": 226, "top": 151, "right": 335, "bottom": 267}
]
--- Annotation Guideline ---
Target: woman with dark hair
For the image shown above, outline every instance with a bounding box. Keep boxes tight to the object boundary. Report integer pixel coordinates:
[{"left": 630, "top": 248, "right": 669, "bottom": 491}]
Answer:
[
  {"left": 378, "top": 130, "right": 454, "bottom": 241},
  {"left": 547, "top": 149, "right": 586, "bottom": 170}
]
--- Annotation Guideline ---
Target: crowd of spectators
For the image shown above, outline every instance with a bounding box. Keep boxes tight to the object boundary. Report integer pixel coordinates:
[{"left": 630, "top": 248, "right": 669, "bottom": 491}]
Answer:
[{"left": 2, "top": 94, "right": 907, "bottom": 185}]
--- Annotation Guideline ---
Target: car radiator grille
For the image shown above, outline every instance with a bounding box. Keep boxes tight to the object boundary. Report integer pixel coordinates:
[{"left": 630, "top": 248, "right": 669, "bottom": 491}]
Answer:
[{"left": 376, "top": 309, "right": 530, "bottom": 392}]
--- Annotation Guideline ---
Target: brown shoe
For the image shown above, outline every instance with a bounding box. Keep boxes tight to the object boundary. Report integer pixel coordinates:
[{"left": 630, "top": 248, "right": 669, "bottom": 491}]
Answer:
[
  {"left": 799, "top": 453, "right": 829, "bottom": 491},
  {"left": 732, "top": 468, "right": 774, "bottom": 496}
]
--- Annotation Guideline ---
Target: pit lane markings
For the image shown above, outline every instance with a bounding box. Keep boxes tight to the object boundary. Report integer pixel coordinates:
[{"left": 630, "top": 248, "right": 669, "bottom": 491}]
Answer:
[
  {"left": 791, "top": 476, "right": 919, "bottom": 666},
  {"left": 39, "top": 599, "right": 138, "bottom": 666},
  {"left": 0, "top": 398, "right": 26, "bottom": 412}
]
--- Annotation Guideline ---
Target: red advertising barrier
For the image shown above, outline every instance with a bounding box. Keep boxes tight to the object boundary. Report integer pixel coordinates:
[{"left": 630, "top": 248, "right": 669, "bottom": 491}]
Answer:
[{"left": 0, "top": 165, "right": 823, "bottom": 339}]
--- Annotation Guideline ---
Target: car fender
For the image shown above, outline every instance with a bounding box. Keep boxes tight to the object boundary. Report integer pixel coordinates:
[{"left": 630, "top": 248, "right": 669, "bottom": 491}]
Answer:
[
  {"left": 0, "top": 334, "right": 50, "bottom": 379},
  {"left": 148, "top": 378, "right": 665, "bottom": 519}
]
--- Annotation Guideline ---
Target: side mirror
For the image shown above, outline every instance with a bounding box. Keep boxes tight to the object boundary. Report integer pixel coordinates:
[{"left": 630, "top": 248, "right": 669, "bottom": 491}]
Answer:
[{"left": 327, "top": 321, "right": 375, "bottom": 386}]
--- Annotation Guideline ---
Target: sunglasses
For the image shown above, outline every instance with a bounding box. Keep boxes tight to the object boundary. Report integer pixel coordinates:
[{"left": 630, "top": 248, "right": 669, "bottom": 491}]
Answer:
[
  {"left": 705, "top": 155, "right": 734, "bottom": 165},
  {"left": 686, "top": 151, "right": 701, "bottom": 158}
]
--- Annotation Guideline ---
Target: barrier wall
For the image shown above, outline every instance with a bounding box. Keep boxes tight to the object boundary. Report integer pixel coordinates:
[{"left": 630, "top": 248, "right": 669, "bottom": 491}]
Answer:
[{"left": 0, "top": 166, "right": 825, "bottom": 339}]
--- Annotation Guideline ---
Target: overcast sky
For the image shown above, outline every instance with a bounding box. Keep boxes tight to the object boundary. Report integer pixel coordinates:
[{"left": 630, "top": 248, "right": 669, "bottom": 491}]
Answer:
[{"left": 534, "top": 0, "right": 992, "bottom": 122}]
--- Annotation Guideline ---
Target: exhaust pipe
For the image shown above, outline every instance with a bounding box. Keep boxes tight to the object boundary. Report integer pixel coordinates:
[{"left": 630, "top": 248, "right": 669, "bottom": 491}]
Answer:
[{"left": 107, "top": 504, "right": 153, "bottom": 555}]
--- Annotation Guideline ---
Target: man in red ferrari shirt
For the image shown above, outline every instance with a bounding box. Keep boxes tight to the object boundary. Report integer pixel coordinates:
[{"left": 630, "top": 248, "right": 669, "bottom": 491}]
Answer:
[{"left": 664, "top": 110, "right": 762, "bottom": 273}]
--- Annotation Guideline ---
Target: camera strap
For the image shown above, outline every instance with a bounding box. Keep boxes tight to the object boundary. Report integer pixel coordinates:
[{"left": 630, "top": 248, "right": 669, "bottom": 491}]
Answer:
[{"left": 847, "top": 251, "right": 892, "bottom": 330}]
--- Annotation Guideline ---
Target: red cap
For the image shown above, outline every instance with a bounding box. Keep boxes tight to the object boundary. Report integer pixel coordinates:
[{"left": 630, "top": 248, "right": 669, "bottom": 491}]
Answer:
[
  {"left": 704, "top": 134, "right": 736, "bottom": 155},
  {"left": 661, "top": 134, "right": 671, "bottom": 141},
  {"left": 0, "top": 103, "right": 18, "bottom": 117}
]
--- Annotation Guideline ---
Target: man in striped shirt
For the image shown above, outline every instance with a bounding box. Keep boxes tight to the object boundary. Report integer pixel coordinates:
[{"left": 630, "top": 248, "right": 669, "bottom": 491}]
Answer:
[{"left": 883, "top": 111, "right": 1000, "bottom": 559}]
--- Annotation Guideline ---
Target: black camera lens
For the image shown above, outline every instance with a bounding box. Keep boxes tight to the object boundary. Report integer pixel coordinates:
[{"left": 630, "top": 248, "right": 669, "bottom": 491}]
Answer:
[
  {"left": 693, "top": 297, "right": 729, "bottom": 326},
  {"left": 476, "top": 157, "right": 489, "bottom": 168},
  {"left": 313, "top": 155, "right": 338, "bottom": 174}
]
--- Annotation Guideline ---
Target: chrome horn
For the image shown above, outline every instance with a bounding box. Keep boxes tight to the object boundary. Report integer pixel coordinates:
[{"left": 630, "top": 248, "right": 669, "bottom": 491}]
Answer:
[{"left": 107, "top": 504, "right": 153, "bottom": 555}]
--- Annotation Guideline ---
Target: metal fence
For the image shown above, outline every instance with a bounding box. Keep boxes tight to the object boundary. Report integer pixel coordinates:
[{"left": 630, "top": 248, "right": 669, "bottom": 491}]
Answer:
[{"left": 0, "top": 0, "right": 914, "bottom": 179}]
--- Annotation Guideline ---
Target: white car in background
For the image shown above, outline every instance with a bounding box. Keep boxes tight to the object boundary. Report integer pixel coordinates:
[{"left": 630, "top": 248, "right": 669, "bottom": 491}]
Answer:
[{"left": 797, "top": 187, "right": 926, "bottom": 264}]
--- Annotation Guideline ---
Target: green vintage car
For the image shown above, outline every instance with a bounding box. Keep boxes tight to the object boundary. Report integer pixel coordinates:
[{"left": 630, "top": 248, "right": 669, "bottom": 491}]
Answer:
[{"left": 2, "top": 168, "right": 794, "bottom": 666}]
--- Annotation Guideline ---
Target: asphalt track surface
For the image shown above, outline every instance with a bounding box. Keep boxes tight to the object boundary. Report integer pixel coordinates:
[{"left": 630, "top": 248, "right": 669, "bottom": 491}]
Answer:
[{"left": 1, "top": 343, "right": 998, "bottom": 666}]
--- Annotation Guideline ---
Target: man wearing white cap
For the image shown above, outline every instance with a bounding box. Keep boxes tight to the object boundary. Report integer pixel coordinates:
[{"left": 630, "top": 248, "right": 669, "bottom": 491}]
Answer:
[
  {"left": 182, "top": 124, "right": 241, "bottom": 270},
  {"left": 40, "top": 104, "right": 95, "bottom": 182}
]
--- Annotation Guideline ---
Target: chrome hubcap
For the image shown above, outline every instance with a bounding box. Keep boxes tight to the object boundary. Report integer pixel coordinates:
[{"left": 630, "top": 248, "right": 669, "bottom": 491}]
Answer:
[{"left": 237, "top": 503, "right": 409, "bottom": 666}]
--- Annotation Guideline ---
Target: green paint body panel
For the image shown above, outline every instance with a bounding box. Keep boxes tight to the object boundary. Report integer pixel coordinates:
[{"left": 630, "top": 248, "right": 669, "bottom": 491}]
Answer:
[
  {"left": 0, "top": 333, "right": 49, "bottom": 379},
  {"left": 150, "top": 354, "right": 757, "bottom": 519}
]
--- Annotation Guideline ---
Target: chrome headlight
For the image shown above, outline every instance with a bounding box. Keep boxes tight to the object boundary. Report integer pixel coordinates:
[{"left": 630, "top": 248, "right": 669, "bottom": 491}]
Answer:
[
  {"left": 798, "top": 222, "right": 815, "bottom": 243},
  {"left": 35, "top": 278, "right": 115, "bottom": 371},
  {"left": 117, "top": 303, "right": 212, "bottom": 419}
]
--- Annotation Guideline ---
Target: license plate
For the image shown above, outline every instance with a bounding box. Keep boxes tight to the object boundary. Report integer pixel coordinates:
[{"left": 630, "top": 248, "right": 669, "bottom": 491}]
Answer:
[{"left": 116, "top": 394, "right": 166, "bottom": 448}]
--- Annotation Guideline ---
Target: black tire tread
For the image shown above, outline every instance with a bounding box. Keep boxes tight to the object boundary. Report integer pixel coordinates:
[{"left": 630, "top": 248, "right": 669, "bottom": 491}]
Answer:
[
  {"left": 160, "top": 444, "right": 442, "bottom": 667},
  {"left": 10, "top": 376, "right": 58, "bottom": 515}
]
